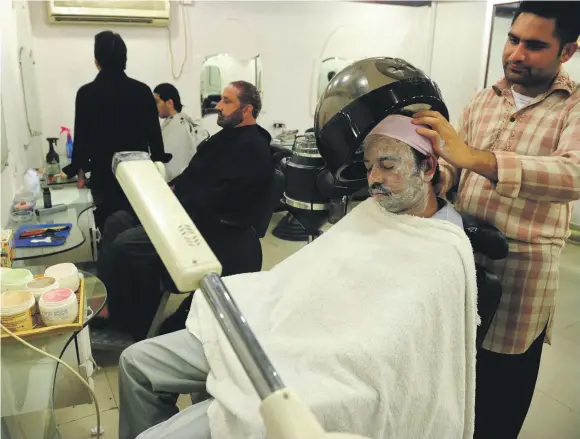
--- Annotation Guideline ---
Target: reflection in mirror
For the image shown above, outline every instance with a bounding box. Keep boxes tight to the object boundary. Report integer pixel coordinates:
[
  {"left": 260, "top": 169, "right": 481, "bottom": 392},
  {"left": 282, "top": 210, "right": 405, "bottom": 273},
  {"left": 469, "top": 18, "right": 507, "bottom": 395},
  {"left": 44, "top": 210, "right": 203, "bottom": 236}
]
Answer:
[
  {"left": 200, "top": 53, "right": 263, "bottom": 118},
  {"left": 200, "top": 61, "right": 223, "bottom": 117},
  {"left": 485, "top": 2, "right": 520, "bottom": 87},
  {"left": 318, "top": 57, "right": 352, "bottom": 99},
  {"left": 1, "top": 99, "right": 8, "bottom": 172}
]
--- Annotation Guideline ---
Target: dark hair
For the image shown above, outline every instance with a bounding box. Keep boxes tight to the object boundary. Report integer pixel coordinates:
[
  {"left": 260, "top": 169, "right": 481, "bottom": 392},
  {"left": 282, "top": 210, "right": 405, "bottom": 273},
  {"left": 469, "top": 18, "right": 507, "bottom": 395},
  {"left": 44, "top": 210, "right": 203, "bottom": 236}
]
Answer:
[
  {"left": 411, "top": 149, "right": 440, "bottom": 188},
  {"left": 513, "top": 2, "right": 580, "bottom": 49},
  {"left": 229, "top": 80, "right": 262, "bottom": 118},
  {"left": 154, "top": 83, "right": 183, "bottom": 112},
  {"left": 94, "top": 31, "right": 127, "bottom": 71}
]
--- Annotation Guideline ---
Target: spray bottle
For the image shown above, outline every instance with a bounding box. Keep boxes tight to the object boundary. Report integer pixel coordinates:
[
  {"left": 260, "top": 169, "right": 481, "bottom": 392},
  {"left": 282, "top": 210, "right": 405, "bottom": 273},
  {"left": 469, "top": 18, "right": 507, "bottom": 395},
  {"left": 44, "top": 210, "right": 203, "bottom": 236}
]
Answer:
[{"left": 60, "top": 126, "right": 73, "bottom": 165}]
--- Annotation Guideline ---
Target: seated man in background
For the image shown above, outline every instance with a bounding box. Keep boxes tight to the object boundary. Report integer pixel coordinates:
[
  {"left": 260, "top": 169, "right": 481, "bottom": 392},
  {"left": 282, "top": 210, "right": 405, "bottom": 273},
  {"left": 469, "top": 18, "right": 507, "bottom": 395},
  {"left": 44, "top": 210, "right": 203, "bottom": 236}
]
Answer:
[
  {"left": 118, "top": 114, "right": 476, "bottom": 439},
  {"left": 97, "top": 80, "right": 273, "bottom": 341},
  {"left": 154, "top": 83, "right": 209, "bottom": 182},
  {"left": 63, "top": 31, "right": 169, "bottom": 232}
]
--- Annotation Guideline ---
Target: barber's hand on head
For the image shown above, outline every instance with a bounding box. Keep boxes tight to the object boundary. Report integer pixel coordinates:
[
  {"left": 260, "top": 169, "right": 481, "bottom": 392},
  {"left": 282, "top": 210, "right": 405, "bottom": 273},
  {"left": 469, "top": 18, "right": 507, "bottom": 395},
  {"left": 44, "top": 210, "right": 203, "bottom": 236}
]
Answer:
[{"left": 412, "top": 111, "right": 473, "bottom": 169}]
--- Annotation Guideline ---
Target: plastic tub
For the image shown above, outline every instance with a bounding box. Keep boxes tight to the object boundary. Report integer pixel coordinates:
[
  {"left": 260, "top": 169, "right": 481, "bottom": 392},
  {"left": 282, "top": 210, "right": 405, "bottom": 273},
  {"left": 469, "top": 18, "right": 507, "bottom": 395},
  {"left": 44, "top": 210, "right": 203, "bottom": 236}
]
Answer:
[
  {"left": 38, "top": 288, "right": 78, "bottom": 326},
  {"left": 0, "top": 290, "right": 37, "bottom": 331},
  {"left": 45, "top": 263, "right": 80, "bottom": 292},
  {"left": 26, "top": 276, "right": 60, "bottom": 303},
  {"left": 11, "top": 191, "right": 37, "bottom": 222},
  {"left": 1, "top": 269, "right": 34, "bottom": 292}
]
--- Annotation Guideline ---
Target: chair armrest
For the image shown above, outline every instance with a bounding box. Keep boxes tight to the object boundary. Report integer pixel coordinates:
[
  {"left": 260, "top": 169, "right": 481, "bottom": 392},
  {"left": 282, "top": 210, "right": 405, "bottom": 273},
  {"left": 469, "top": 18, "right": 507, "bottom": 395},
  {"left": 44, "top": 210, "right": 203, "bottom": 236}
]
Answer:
[{"left": 461, "top": 212, "right": 509, "bottom": 260}]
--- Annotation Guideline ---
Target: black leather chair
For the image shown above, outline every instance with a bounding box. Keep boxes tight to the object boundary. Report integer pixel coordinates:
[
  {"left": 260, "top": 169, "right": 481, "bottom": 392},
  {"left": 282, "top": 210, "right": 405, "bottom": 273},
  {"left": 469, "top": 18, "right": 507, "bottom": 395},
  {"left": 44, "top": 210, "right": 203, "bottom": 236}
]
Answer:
[
  {"left": 254, "top": 169, "right": 286, "bottom": 238},
  {"left": 459, "top": 212, "right": 509, "bottom": 349},
  {"left": 270, "top": 145, "right": 293, "bottom": 214},
  {"left": 271, "top": 145, "right": 293, "bottom": 172}
]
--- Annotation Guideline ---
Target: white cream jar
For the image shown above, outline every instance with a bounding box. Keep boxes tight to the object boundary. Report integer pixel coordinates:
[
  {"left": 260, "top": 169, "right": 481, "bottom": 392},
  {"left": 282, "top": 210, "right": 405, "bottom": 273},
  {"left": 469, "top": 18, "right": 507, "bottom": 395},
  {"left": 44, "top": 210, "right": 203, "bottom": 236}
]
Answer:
[
  {"left": 38, "top": 288, "right": 78, "bottom": 326},
  {"left": 45, "top": 263, "right": 80, "bottom": 292}
]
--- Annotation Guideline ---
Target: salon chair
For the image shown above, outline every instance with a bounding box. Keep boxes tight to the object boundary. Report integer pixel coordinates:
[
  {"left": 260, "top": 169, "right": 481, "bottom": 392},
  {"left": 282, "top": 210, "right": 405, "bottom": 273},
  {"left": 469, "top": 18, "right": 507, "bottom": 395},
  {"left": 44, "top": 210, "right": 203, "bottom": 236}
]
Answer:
[
  {"left": 254, "top": 169, "right": 286, "bottom": 238},
  {"left": 459, "top": 212, "right": 508, "bottom": 349},
  {"left": 309, "top": 57, "right": 509, "bottom": 350}
]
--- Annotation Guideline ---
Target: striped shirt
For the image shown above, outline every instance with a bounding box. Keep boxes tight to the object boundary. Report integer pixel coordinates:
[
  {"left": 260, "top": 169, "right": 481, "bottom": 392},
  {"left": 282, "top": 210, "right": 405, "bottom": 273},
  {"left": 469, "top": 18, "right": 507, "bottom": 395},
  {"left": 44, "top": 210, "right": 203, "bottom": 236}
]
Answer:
[{"left": 439, "top": 68, "right": 580, "bottom": 354}]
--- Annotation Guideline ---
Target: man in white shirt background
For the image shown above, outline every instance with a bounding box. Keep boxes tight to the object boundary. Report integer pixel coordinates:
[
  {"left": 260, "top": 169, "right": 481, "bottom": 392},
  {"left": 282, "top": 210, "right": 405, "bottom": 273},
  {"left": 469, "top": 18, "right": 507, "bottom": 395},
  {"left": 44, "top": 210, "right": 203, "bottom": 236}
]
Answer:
[{"left": 154, "top": 83, "right": 209, "bottom": 181}]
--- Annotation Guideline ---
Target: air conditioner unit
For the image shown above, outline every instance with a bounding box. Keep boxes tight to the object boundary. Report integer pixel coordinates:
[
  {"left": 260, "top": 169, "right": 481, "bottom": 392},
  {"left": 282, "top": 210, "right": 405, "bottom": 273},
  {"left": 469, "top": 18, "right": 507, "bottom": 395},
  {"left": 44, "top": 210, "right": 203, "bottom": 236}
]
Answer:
[{"left": 48, "top": 0, "right": 171, "bottom": 26}]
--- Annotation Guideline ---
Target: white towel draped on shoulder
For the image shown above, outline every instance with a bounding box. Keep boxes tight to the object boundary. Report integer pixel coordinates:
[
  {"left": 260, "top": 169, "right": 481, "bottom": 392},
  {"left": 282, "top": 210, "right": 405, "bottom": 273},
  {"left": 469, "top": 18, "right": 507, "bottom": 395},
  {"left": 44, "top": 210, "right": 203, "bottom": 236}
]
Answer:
[{"left": 186, "top": 198, "right": 478, "bottom": 439}]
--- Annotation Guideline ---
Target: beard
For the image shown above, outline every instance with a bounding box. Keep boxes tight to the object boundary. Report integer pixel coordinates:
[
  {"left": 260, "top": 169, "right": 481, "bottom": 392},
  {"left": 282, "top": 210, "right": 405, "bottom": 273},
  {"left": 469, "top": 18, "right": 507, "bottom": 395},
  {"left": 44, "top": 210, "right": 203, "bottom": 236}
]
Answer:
[
  {"left": 503, "top": 60, "right": 557, "bottom": 88},
  {"left": 217, "top": 107, "right": 244, "bottom": 128},
  {"left": 369, "top": 172, "right": 428, "bottom": 215}
]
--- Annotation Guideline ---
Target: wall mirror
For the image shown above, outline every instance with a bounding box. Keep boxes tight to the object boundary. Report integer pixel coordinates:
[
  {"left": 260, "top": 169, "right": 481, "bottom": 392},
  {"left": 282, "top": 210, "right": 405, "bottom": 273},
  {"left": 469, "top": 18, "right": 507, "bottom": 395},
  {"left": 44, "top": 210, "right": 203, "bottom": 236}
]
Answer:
[
  {"left": 200, "top": 53, "right": 263, "bottom": 117},
  {"left": 317, "top": 57, "right": 352, "bottom": 100},
  {"left": 484, "top": 2, "right": 520, "bottom": 87},
  {"left": 1, "top": 99, "right": 8, "bottom": 172}
]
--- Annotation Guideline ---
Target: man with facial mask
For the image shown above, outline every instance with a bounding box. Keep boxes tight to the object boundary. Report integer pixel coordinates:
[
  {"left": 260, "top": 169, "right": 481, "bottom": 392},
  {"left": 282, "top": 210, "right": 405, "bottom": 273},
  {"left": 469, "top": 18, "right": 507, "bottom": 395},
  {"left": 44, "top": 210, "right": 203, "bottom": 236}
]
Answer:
[
  {"left": 364, "top": 114, "right": 463, "bottom": 227},
  {"left": 117, "top": 114, "right": 476, "bottom": 439}
]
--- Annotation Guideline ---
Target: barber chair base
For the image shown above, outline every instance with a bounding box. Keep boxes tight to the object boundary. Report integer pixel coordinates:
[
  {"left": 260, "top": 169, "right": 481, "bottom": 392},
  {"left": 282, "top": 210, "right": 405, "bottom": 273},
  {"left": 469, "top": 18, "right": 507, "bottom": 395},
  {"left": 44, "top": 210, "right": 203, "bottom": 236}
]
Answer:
[
  {"left": 272, "top": 212, "right": 319, "bottom": 242},
  {"left": 90, "top": 327, "right": 134, "bottom": 351}
]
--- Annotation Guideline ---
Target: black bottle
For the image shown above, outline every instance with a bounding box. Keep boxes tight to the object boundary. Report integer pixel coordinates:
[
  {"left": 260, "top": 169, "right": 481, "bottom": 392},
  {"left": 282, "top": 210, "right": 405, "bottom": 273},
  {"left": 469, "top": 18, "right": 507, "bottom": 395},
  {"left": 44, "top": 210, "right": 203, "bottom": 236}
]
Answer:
[
  {"left": 46, "top": 138, "right": 60, "bottom": 165},
  {"left": 43, "top": 187, "right": 52, "bottom": 209},
  {"left": 45, "top": 138, "right": 61, "bottom": 183}
]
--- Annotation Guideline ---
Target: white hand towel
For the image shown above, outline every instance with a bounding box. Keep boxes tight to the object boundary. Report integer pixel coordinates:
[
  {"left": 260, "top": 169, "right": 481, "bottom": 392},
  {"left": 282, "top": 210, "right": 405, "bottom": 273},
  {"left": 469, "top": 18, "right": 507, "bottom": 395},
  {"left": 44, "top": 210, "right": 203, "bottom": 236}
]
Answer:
[{"left": 187, "top": 198, "right": 478, "bottom": 439}]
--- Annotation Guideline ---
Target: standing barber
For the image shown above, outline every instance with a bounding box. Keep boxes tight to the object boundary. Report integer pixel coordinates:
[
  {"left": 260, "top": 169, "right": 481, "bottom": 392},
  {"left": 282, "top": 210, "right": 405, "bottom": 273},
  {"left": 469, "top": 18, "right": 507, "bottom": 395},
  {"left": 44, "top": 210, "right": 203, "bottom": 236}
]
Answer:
[
  {"left": 412, "top": 2, "right": 580, "bottom": 437},
  {"left": 154, "top": 83, "right": 209, "bottom": 181},
  {"left": 64, "top": 31, "right": 170, "bottom": 231}
]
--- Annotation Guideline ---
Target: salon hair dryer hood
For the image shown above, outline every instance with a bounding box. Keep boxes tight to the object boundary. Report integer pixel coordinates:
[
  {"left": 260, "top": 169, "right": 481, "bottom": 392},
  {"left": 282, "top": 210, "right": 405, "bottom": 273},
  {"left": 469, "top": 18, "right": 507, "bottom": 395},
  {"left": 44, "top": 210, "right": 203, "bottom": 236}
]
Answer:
[{"left": 314, "top": 57, "right": 449, "bottom": 187}]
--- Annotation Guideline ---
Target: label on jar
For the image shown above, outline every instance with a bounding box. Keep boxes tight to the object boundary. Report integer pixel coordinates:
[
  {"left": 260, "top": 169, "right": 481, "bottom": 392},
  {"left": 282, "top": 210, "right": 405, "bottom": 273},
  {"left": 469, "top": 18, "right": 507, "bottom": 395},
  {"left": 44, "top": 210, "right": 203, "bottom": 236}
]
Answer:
[{"left": 1, "top": 308, "right": 35, "bottom": 332}]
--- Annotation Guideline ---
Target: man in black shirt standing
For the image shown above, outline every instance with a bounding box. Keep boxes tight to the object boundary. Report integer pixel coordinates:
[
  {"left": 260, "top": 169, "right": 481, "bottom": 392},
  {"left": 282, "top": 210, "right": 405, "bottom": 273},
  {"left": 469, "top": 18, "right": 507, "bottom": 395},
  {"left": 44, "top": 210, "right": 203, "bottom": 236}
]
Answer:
[
  {"left": 63, "top": 31, "right": 170, "bottom": 231},
  {"left": 97, "top": 81, "right": 273, "bottom": 341}
]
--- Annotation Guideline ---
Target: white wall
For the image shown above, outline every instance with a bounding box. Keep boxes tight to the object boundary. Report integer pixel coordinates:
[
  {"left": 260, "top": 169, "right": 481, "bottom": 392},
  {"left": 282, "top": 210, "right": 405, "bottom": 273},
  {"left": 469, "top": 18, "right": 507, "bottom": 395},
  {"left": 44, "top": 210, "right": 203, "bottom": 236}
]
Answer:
[
  {"left": 1, "top": 0, "right": 44, "bottom": 227},
  {"left": 28, "top": 0, "right": 432, "bottom": 137},
  {"left": 429, "top": 1, "right": 488, "bottom": 126}
]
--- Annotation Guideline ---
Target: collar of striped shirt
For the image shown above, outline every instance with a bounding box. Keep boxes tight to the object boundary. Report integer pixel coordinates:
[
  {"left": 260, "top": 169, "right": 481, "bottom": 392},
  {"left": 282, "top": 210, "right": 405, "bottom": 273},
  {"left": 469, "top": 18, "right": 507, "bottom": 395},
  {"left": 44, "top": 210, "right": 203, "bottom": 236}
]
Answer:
[{"left": 491, "top": 67, "right": 576, "bottom": 99}]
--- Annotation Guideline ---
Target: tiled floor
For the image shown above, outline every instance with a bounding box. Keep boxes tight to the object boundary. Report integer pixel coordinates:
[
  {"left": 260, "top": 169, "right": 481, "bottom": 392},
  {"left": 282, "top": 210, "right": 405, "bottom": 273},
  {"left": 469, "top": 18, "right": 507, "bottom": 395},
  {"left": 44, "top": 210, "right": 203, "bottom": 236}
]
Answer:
[{"left": 55, "top": 216, "right": 580, "bottom": 438}]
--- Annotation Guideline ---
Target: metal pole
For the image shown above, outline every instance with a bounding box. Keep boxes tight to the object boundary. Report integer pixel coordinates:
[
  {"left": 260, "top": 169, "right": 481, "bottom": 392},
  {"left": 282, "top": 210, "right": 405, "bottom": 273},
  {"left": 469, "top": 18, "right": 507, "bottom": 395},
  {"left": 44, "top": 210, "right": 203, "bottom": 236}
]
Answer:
[{"left": 199, "top": 272, "right": 285, "bottom": 401}]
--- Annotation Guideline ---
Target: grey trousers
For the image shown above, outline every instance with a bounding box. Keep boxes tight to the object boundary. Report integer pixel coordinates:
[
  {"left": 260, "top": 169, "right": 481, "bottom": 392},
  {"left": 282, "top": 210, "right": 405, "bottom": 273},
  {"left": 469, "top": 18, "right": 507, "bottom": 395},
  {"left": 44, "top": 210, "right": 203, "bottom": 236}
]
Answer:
[{"left": 118, "top": 330, "right": 213, "bottom": 439}]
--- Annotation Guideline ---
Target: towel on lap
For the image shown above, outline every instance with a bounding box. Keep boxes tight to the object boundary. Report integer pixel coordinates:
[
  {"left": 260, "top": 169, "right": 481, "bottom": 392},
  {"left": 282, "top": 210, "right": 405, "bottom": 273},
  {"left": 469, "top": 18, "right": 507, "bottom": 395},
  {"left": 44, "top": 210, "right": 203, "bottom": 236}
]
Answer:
[{"left": 187, "top": 198, "right": 478, "bottom": 439}]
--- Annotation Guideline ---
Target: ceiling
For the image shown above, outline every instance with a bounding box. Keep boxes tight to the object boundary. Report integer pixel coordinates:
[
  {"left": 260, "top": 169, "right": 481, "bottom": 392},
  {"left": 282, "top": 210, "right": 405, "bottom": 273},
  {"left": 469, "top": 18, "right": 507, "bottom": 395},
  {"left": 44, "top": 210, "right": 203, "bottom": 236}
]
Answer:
[{"left": 355, "top": 1, "right": 431, "bottom": 7}]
